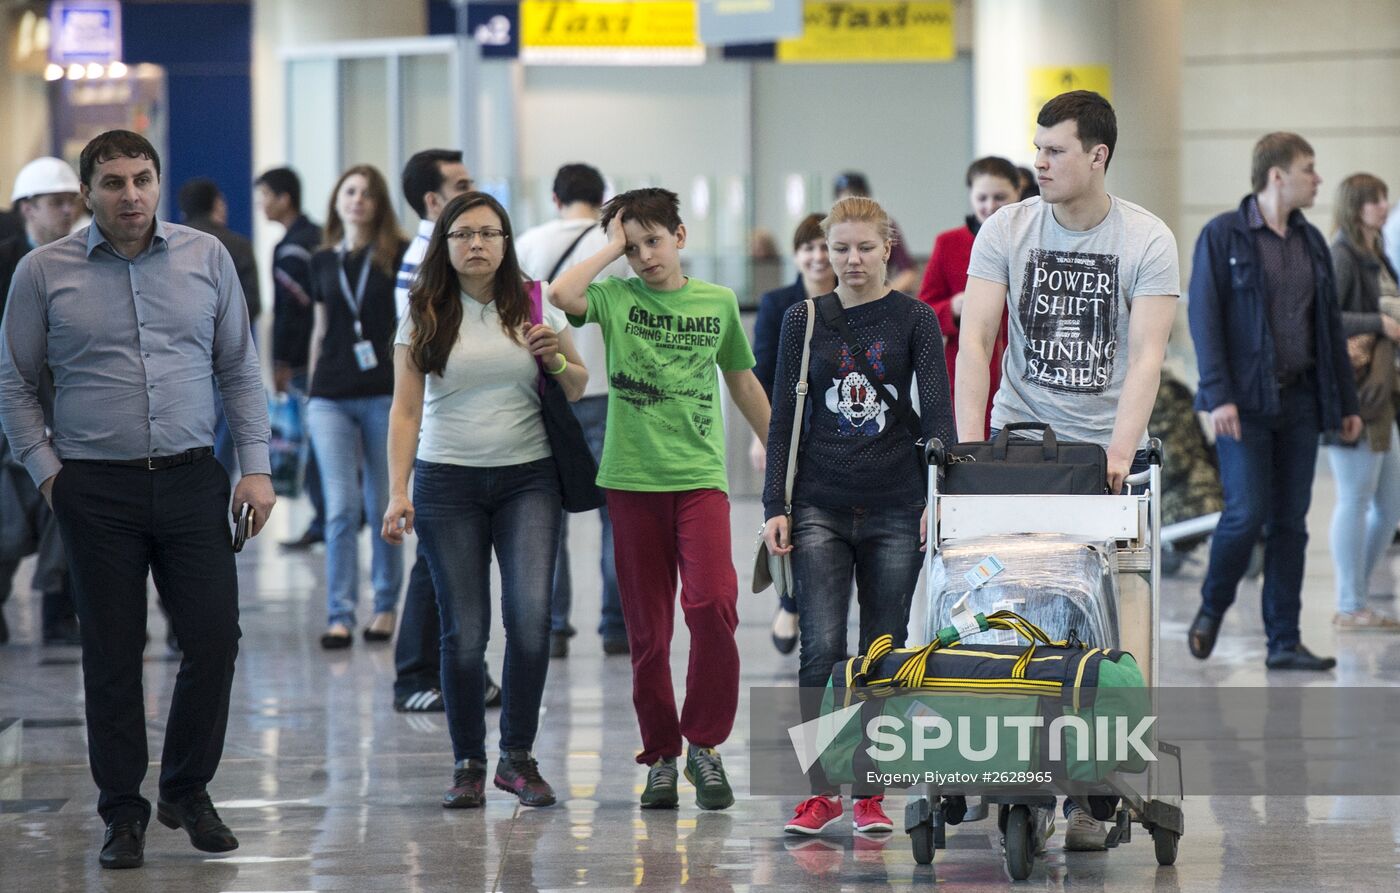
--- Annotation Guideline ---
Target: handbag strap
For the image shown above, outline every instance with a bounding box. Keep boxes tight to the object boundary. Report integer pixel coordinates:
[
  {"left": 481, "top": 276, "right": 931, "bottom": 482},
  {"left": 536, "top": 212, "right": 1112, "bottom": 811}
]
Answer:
[
  {"left": 547, "top": 224, "right": 597, "bottom": 282},
  {"left": 813, "top": 292, "right": 922, "bottom": 445},
  {"left": 527, "top": 281, "right": 547, "bottom": 395},
  {"left": 782, "top": 299, "right": 816, "bottom": 514}
]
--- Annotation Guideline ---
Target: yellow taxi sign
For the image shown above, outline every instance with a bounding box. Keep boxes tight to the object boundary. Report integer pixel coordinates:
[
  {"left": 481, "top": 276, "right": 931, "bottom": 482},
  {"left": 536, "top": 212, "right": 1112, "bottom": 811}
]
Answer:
[
  {"left": 521, "top": 1, "right": 701, "bottom": 54},
  {"left": 777, "top": 1, "right": 955, "bottom": 63},
  {"left": 1028, "top": 65, "right": 1112, "bottom": 145}
]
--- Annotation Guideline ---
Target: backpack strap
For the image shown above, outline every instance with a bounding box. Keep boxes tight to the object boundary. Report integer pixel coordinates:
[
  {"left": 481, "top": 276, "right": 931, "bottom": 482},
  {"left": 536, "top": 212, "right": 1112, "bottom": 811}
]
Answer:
[{"left": 547, "top": 224, "right": 597, "bottom": 282}]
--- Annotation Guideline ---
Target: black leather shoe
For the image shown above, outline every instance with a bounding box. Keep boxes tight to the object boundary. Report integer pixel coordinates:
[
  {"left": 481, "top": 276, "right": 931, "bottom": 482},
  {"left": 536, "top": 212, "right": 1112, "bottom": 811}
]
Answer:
[
  {"left": 550, "top": 631, "right": 569, "bottom": 659},
  {"left": 1188, "top": 610, "right": 1221, "bottom": 659},
  {"left": 770, "top": 607, "right": 798, "bottom": 655},
  {"left": 279, "top": 528, "right": 323, "bottom": 550},
  {"left": 0, "top": 609, "right": 9, "bottom": 645},
  {"left": 99, "top": 820, "right": 145, "bottom": 869},
  {"left": 156, "top": 790, "right": 239, "bottom": 852},
  {"left": 42, "top": 616, "right": 82, "bottom": 646},
  {"left": 1266, "top": 644, "right": 1337, "bottom": 671}
]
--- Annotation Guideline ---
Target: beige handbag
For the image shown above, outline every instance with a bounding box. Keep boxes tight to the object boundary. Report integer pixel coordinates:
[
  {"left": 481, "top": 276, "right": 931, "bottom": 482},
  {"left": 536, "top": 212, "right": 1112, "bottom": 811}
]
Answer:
[{"left": 752, "top": 299, "right": 815, "bottom": 596}]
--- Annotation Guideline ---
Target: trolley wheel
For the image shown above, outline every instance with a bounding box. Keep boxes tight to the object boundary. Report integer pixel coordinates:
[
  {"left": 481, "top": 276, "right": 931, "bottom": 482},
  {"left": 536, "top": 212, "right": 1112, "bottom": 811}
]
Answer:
[
  {"left": 910, "top": 821, "right": 936, "bottom": 865},
  {"left": 1004, "top": 805, "right": 1035, "bottom": 881},
  {"left": 1152, "top": 827, "right": 1180, "bottom": 866}
]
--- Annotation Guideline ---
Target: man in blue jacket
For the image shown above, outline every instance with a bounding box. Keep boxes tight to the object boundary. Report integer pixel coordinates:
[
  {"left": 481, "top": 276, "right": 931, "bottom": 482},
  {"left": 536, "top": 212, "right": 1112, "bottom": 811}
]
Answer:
[{"left": 1187, "top": 132, "right": 1361, "bottom": 671}]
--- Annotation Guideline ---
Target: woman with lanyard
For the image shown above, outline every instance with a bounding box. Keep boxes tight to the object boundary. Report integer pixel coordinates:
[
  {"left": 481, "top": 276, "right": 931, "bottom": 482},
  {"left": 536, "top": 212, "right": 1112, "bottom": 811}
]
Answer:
[
  {"left": 382, "top": 192, "right": 587, "bottom": 807},
  {"left": 306, "top": 165, "right": 409, "bottom": 649},
  {"left": 763, "top": 196, "right": 955, "bottom": 837}
]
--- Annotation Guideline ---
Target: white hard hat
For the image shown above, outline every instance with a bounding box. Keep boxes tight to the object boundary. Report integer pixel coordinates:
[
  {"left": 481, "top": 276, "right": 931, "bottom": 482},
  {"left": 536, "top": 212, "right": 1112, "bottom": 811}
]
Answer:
[{"left": 11, "top": 156, "right": 81, "bottom": 203}]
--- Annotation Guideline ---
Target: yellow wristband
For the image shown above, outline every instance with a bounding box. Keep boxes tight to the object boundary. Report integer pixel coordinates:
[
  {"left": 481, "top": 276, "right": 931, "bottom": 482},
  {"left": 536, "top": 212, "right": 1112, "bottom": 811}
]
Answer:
[{"left": 547, "top": 354, "right": 568, "bottom": 375}]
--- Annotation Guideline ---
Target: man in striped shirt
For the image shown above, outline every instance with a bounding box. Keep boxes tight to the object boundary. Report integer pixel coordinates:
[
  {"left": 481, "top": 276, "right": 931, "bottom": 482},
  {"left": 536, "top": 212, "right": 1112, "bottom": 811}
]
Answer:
[{"left": 392, "top": 149, "right": 499, "bottom": 713}]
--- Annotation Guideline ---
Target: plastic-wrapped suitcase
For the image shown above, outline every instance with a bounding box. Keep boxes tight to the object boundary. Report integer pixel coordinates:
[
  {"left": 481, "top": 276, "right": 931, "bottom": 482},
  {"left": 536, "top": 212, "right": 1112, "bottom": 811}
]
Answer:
[{"left": 926, "top": 534, "right": 1120, "bottom": 650}]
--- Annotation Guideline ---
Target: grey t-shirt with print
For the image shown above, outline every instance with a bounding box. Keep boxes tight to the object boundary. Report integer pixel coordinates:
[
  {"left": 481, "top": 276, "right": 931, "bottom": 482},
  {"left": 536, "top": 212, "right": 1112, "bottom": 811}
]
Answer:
[{"left": 966, "top": 195, "right": 1180, "bottom": 448}]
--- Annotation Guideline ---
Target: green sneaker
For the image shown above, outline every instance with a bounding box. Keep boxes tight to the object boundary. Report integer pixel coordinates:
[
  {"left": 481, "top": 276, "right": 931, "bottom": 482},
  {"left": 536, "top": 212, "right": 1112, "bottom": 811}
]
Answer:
[
  {"left": 684, "top": 745, "right": 734, "bottom": 810},
  {"left": 640, "top": 757, "right": 679, "bottom": 809}
]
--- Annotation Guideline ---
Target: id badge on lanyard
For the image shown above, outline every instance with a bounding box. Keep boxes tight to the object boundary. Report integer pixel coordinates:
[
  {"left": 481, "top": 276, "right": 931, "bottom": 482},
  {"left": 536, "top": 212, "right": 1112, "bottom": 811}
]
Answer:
[{"left": 339, "top": 247, "right": 378, "bottom": 372}]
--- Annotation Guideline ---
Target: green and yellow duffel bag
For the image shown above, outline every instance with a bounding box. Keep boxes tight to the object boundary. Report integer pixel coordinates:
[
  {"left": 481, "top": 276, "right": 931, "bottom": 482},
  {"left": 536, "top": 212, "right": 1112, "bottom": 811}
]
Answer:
[{"left": 817, "top": 610, "right": 1152, "bottom": 788}]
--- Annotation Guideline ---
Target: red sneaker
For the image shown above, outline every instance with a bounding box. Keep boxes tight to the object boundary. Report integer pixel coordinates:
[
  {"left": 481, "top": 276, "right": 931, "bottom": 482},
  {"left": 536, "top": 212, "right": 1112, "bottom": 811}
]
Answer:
[
  {"left": 784, "top": 795, "right": 843, "bottom": 835},
  {"left": 852, "top": 795, "right": 893, "bottom": 833}
]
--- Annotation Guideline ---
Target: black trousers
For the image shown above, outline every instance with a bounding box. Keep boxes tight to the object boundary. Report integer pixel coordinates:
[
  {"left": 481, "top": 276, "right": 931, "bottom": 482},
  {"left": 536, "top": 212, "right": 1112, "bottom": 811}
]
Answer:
[
  {"left": 50, "top": 455, "right": 241, "bottom": 825},
  {"left": 393, "top": 541, "right": 441, "bottom": 699}
]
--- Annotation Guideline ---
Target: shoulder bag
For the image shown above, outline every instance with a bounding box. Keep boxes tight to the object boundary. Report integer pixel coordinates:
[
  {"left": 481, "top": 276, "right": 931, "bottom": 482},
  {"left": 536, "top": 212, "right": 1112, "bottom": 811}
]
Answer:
[
  {"left": 941, "top": 422, "right": 1108, "bottom": 495},
  {"left": 752, "top": 299, "right": 815, "bottom": 595},
  {"left": 528, "top": 282, "right": 606, "bottom": 512}
]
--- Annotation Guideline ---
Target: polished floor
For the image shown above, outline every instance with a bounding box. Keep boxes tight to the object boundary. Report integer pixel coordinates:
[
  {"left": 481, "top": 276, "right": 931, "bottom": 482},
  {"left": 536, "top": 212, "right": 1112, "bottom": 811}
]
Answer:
[{"left": 3, "top": 467, "right": 1400, "bottom": 892}]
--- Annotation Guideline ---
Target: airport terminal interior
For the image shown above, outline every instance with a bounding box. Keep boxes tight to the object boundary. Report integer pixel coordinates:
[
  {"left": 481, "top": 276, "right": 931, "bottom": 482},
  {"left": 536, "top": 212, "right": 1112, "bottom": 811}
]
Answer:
[{"left": 5, "top": 0, "right": 1400, "bottom": 890}]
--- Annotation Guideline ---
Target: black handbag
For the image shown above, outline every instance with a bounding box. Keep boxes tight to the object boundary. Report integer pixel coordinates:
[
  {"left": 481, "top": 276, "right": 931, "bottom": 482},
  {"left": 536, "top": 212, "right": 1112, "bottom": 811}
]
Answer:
[
  {"left": 940, "top": 422, "right": 1108, "bottom": 495},
  {"left": 528, "top": 282, "right": 606, "bottom": 513}
]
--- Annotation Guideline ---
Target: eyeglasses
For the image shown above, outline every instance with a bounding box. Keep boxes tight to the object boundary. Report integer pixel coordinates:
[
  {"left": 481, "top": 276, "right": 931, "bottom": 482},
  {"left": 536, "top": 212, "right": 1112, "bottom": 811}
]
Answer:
[{"left": 446, "top": 228, "right": 507, "bottom": 245}]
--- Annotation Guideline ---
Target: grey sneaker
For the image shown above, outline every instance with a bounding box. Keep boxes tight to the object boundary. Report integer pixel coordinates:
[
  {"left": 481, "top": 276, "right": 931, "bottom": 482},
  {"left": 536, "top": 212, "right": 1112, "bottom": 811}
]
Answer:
[
  {"left": 684, "top": 745, "right": 734, "bottom": 810},
  {"left": 1063, "top": 805, "right": 1107, "bottom": 851},
  {"left": 641, "top": 757, "right": 679, "bottom": 809}
]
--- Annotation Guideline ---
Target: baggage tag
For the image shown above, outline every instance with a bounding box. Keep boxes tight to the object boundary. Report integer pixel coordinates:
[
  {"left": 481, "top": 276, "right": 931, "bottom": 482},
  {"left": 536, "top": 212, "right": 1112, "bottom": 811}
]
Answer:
[
  {"left": 990, "top": 597, "right": 1024, "bottom": 646},
  {"left": 963, "top": 554, "right": 1005, "bottom": 590},
  {"left": 948, "top": 593, "right": 984, "bottom": 643},
  {"left": 352, "top": 339, "right": 379, "bottom": 371}
]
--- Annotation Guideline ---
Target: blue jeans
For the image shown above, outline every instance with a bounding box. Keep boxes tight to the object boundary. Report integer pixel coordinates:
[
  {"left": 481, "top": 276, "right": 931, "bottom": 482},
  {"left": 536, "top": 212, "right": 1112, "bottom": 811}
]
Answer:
[
  {"left": 290, "top": 371, "right": 325, "bottom": 538},
  {"left": 791, "top": 503, "right": 925, "bottom": 690},
  {"left": 414, "top": 458, "right": 562, "bottom": 762},
  {"left": 791, "top": 502, "right": 923, "bottom": 794},
  {"left": 1200, "top": 380, "right": 1319, "bottom": 653},
  {"left": 306, "top": 396, "right": 402, "bottom": 627},
  {"left": 1327, "top": 436, "right": 1400, "bottom": 614},
  {"left": 550, "top": 396, "right": 624, "bottom": 639}
]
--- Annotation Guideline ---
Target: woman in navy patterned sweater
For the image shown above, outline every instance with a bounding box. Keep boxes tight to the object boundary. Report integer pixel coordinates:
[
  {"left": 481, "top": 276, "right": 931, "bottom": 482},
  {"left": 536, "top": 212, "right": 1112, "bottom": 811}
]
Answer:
[{"left": 763, "top": 196, "right": 954, "bottom": 837}]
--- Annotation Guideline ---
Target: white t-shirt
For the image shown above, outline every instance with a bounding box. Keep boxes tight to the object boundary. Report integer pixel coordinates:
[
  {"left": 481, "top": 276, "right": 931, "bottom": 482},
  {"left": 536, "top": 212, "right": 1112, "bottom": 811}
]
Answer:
[
  {"left": 394, "top": 282, "right": 569, "bottom": 467},
  {"left": 515, "top": 217, "right": 633, "bottom": 399},
  {"left": 967, "top": 195, "right": 1180, "bottom": 448}
]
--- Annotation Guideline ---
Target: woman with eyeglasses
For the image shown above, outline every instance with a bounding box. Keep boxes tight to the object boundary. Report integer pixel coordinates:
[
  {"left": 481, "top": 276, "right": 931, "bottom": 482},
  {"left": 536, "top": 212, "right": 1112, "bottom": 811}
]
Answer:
[
  {"left": 383, "top": 192, "right": 587, "bottom": 808},
  {"left": 306, "top": 165, "right": 407, "bottom": 650}
]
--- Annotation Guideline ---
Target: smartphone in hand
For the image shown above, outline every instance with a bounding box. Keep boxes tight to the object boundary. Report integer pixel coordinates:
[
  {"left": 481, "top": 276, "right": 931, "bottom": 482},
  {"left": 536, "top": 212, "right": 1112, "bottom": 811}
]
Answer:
[{"left": 233, "top": 504, "right": 254, "bottom": 552}]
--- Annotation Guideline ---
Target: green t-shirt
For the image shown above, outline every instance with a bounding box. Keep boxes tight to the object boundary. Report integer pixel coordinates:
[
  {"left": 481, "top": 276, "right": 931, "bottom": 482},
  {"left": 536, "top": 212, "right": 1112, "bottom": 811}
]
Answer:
[{"left": 570, "top": 276, "right": 756, "bottom": 492}]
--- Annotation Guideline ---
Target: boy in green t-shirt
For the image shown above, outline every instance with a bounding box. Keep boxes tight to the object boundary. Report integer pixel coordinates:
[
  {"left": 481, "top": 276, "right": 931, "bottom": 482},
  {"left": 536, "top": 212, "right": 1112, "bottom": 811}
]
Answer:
[{"left": 551, "top": 188, "right": 770, "bottom": 810}]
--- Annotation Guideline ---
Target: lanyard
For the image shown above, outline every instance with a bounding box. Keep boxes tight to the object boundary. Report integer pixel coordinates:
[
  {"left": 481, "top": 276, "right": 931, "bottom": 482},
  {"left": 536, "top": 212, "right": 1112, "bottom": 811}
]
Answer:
[{"left": 337, "top": 244, "right": 372, "bottom": 340}]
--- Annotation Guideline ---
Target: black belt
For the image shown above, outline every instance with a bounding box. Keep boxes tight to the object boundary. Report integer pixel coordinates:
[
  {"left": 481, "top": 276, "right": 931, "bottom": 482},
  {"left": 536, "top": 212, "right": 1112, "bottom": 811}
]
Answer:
[
  {"left": 68, "top": 446, "right": 213, "bottom": 471},
  {"left": 1277, "top": 367, "right": 1315, "bottom": 389}
]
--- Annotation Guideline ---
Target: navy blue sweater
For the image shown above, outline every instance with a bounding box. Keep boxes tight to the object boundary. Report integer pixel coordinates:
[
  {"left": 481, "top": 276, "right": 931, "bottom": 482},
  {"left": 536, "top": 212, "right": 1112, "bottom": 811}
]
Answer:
[{"left": 762, "top": 292, "right": 954, "bottom": 519}]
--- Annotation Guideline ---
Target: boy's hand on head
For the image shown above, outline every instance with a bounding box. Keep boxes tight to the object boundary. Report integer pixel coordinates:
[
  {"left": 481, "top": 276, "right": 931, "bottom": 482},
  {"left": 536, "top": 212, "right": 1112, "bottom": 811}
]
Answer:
[{"left": 606, "top": 213, "right": 628, "bottom": 257}]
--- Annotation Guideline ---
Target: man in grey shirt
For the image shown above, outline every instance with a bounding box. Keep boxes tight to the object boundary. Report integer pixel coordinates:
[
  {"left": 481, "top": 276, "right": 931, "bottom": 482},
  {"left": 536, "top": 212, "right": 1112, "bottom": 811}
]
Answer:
[
  {"left": 0, "top": 130, "right": 275, "bottom": 870},
  {"left": 956, "top": 91, "right": 1179, "bottom": 852}
]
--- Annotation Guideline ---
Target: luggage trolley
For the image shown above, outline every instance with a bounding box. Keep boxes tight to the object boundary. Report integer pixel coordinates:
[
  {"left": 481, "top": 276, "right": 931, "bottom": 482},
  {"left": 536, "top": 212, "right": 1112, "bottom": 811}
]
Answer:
[{"left": 903, "top": 438, "right": 1184, "bottom": 878}]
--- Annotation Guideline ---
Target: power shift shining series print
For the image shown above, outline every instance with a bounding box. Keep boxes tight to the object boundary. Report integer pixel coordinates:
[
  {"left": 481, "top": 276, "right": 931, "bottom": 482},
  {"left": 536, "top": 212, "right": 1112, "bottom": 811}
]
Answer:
[
  {"left": 826, "top": 340, "right": 896, "bottom": 435},
  {"left": 1019, "top": 248, "right": 1120, "bottom": 394}
]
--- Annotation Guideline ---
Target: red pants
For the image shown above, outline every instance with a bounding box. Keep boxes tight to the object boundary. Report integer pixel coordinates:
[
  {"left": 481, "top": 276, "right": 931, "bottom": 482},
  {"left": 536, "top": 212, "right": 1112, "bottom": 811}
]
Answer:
[{"left": 606, "top": 489, "right": 740, "bottom": 765}]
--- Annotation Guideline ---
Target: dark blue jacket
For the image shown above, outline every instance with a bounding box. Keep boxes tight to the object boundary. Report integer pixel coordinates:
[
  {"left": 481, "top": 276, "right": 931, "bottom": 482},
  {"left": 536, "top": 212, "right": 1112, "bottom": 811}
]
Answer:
[
  {"left": 1187, "top": 195, "right": 1358, "bottom": 430},
  {"left": 753, "top": 276, "right": 812, "bottom": 399}
]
